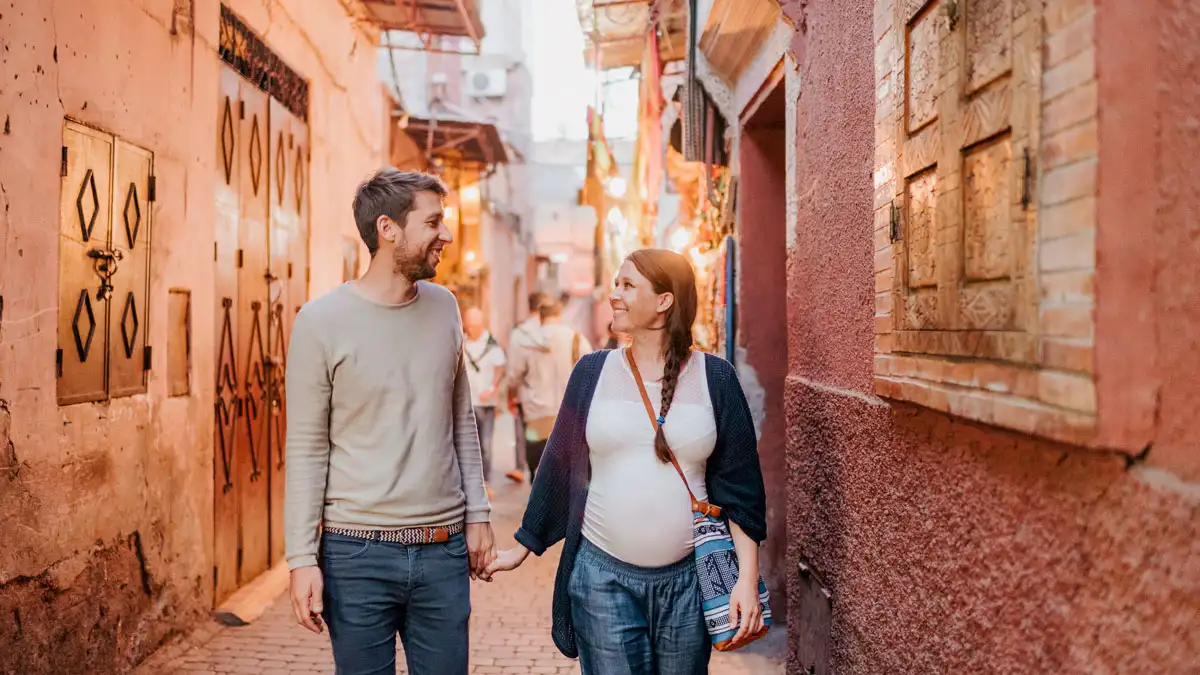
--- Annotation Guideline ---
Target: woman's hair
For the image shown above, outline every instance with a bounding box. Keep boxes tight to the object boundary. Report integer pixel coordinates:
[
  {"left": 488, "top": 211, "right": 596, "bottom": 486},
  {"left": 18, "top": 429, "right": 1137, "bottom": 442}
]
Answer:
[{"left": 626, "top": 249, "right": 698, "bottom": 464}]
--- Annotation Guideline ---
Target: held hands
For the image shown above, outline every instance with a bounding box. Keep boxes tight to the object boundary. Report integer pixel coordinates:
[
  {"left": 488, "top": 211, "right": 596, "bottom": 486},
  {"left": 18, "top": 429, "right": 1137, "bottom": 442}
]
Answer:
[
  {"left": 289, "top": 566, "right": 325, "bottom": 634},
  {"left": 465, "top": 522, "right": 497, "bottom": 581},
  {"left": 728, "top": 575, "right": 765, "bottom": 645},
  {"left": 484, "top": 545, "right": 530, "bottom": 577}
]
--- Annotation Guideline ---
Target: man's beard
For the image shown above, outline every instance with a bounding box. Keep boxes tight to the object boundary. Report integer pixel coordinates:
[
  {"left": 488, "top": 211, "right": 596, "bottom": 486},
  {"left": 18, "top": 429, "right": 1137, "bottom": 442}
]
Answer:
[{"left": 393, "top": 240, "right": 440, "bottom": 281}]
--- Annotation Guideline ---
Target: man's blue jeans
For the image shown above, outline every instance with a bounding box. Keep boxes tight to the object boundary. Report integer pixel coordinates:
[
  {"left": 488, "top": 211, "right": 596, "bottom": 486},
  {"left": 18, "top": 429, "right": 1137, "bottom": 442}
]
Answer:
[
  {"left": 320, "top": 532, "right": 470, "bottom": 675},
  {"left": 568, "top": 539, "right": 711, "bottom": 675}
]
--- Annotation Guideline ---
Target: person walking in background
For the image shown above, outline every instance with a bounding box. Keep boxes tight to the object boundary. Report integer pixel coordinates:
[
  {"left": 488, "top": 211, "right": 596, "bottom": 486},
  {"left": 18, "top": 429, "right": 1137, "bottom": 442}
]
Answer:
[
  {"left": 508, "top": 300, "right": 591, "bottom": 478},
  {"left": 285, "top": 168, "right": 494, "bottom": 675},
  {"left": 487, "top": 249, "right": 768, "bottom": 674},
  {"left": 506, "top": 291, "right": 547, "bottom": 483},
  {"left": 462, "top": 305, "right": 506, "bottom": 498}
]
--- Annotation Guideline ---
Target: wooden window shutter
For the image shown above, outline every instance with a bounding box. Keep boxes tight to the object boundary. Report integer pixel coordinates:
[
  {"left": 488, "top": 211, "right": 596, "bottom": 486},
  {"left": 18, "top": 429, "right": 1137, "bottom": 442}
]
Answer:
[
  {"left": 891, "top": 0, "right": 1040, "bottom": 363},
  {"left": 57, "top": 122, "right": 113, "bottom": 405},
  {"left": 108, "top": 140, "right": 154, "bottom": 398},
  {"left": 57, "top": 121, "right": 155, "bottom": 405}
]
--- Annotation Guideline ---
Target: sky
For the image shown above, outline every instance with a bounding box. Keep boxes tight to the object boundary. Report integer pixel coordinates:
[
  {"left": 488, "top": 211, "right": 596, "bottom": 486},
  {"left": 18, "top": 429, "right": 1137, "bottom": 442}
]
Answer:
[{"left": 524, "top": 0, "right": 639, "bottom": 142}]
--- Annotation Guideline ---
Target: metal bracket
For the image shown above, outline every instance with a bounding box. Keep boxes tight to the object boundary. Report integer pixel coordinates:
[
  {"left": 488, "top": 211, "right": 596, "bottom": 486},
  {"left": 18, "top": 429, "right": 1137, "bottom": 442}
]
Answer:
[
  {"left": 87, "top": 247, "right": 124, "bottom": 301},
  {"left": 889, "top": 201, "right": 902, "bottom": 242}
]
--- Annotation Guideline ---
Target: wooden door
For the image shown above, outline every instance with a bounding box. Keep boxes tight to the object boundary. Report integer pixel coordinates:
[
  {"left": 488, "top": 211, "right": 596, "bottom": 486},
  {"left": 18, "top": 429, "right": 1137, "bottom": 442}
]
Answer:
[
  {"left": 213, "top": 65, "right": 242, "bottom": 604},
  {"left": 266, "top": 98, "right": 309, "bottom": 562},
  {"left": 237, "top": 82, "right": 272, "bottom": 586}
]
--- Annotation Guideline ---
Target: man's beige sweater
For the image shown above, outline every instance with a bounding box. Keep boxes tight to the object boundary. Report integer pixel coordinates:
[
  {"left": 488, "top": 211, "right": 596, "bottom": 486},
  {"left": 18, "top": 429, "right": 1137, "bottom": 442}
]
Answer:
[{"left": 284, "top": 281, "right": 489, "bottom": 569}]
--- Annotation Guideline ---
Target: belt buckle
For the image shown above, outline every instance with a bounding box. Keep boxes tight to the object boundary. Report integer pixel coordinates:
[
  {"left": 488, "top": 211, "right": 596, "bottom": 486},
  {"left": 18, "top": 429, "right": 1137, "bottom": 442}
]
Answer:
[{"left": 432, "top": 527, "right": 449, "bottom": 543}]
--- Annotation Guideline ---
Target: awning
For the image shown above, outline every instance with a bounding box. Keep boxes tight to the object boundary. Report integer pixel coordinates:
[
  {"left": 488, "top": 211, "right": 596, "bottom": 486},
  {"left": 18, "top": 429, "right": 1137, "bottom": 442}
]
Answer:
[
  {"left": 699, "top": 0, "right": 782, "bottom": 84},
  {"left": 360, "top": 0, "right": 484, "bottom": 48},
  {"left": 394, "top": 111, "right": 509, "bottom": 167},
  {"left": 576, "top": 0, "right": 688, "bottom": 71}
]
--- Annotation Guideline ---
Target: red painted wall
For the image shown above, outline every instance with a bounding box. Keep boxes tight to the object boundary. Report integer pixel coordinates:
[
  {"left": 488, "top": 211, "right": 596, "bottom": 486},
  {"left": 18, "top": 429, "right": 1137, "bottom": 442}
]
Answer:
[
  {"left": 737, "top": 107, "right": 789, "bottom": 622},
  {"left": 780, "top": 0, "right": 1199, "bottom": 672}
]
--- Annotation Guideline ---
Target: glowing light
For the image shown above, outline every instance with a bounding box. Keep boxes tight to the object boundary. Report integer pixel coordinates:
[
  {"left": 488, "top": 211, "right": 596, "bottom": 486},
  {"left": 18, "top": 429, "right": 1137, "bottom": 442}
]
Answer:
[
  {"left": 460, "top": 184, "right": 480, "bottom": 201},
  {"left": 668, "top": 227, "right": 691, "bottom": 252},
  {"left": 606, "top": 177, "right": 627, "bottom": 198},
  {"left": 445, "top": 206, "right": 458, "bottom": 222},
  {"left": 464, "top": 250, "right": 477, "bottom": 263}
]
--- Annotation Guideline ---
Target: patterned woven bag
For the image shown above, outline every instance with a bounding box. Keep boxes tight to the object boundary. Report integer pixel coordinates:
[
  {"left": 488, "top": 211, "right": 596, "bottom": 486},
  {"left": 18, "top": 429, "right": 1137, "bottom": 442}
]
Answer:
[{"left": 625, "top": 350, "right": 772, "bottom": 651}]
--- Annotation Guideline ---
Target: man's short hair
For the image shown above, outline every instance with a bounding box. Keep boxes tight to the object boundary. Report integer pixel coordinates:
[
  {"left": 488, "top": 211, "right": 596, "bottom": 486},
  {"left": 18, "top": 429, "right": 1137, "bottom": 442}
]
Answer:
[
  {"left": 538, "top": 301, "right": 564, "bottom": 321},
  {"left": 527, "top": 291, "right": 547, "bottom": 313},
  {"left": 352, "top": 168, "right": 447, "bottom": 255}
]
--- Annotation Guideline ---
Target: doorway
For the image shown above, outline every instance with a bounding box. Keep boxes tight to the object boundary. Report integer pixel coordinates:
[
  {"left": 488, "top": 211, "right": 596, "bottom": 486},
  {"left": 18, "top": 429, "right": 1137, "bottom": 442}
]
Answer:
[
  {"left": 212, "top": 55, "right": 309, "bottom": 605},
  {"left": 737, "top": 74, "right": 788, "bottom": 622}
]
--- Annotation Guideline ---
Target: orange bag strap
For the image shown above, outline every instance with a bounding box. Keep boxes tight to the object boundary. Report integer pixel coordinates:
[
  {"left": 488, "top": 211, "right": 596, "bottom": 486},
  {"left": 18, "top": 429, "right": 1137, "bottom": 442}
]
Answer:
[{"left": 624, "top": 349, "right": 721, "bottom": 518}]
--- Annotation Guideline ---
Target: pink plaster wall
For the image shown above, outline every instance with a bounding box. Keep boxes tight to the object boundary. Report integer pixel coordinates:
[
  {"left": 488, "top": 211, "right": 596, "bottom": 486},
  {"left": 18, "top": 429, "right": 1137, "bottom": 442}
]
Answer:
[
  {"left": 0, "top": 1, "right": 383, "bottom": 671},
  {"left": 737, "top": 113, "right": 789, "bottom": 622},
  {"left": 780, "top": 0, "right": 1200, "bottom": 672}
]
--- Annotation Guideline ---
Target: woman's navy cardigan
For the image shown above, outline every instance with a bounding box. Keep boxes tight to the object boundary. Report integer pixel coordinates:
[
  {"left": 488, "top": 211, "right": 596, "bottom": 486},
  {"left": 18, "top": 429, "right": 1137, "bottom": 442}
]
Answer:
[{"left": 513, "top": 350, "right": 768, "bottom": 659}]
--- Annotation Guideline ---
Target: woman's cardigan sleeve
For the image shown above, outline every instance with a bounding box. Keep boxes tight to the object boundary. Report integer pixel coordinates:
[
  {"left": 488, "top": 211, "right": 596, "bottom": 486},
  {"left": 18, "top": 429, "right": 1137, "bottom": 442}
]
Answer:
[{"left": 705, "top": 355, "right": 768, "bottom": 543}]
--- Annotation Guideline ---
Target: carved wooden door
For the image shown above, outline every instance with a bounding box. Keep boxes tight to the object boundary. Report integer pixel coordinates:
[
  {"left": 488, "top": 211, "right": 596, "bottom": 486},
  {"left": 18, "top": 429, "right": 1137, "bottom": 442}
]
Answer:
[
  {"left": 214, "top": 61, "right": 309, "bottom": 602},
  {"left": 237, "top": 82, "right": 273, "bottom": 587},
  {"left": 266, "top": 97, "right": 309, "bottom": 563},
  {"left": 213, "top": 65, "right": 242, "bottom": 604}
]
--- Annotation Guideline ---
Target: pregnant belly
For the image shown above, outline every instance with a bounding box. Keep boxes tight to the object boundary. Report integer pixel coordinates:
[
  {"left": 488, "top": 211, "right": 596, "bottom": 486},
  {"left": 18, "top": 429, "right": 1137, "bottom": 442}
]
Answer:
[{"left": 582, "top": 461, "right": 698, "bottom": 568}]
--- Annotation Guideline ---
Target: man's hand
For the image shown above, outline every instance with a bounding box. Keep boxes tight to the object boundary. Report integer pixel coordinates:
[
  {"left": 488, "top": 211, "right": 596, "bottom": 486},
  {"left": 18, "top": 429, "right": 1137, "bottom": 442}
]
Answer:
[
  {"left": 728, "top": 575, "right": 764, "bottom": 645},
  {"left": 484, "top": 545, "right": 530, "bottom": 577},
  {"left": 480, "top": 388, "right": 497, "bottom": 405},
  {"left": 289, "top": 566, "right": 325, "bottom": 634},
  {"left": 465, "top": 522, "right": 496, "bottom": 581}
]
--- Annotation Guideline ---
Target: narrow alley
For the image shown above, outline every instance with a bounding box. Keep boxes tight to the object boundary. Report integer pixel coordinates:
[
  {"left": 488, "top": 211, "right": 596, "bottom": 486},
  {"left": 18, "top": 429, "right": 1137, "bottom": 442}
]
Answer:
[{"left": 142, "top": 418, "right": 786, "bottom": 675}]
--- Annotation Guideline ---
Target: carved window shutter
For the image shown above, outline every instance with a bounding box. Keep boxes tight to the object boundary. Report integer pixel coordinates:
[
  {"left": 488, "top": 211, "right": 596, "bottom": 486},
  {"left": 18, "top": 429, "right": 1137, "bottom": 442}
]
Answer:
[
  {"left": 893, "top": 0, "right": 1039, "bottom": 360},
  {"left": 57, "top": 121, "right": 154, "bottom": 405}
]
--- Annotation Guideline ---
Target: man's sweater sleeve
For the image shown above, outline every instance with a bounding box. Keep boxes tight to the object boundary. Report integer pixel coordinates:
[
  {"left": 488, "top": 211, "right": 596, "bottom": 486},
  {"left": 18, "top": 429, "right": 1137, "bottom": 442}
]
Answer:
[
  {"left": 454, "top": 348, "right": 492, "bottom": 523},
  {"left": 284, "top": 308, "right": 333, "bottom": 569}
]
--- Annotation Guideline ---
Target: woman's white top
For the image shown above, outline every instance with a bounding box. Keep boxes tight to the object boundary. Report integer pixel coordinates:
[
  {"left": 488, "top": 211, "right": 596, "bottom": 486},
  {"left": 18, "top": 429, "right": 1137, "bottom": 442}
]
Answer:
[{"left": 581, "top": 349, "right": 717, "bottom": 567}]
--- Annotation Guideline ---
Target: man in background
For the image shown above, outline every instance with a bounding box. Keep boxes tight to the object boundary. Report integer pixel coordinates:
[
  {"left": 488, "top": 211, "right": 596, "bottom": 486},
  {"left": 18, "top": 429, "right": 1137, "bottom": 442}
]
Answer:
[
  {"left": 462, "top": 306, "right": 505, "bottom": 498},
  {"left": 505, "top": 291, "right": 546, "bottom": 483},
  {"left": 508, "top": 301, "right": 592, "bottom": 477}
]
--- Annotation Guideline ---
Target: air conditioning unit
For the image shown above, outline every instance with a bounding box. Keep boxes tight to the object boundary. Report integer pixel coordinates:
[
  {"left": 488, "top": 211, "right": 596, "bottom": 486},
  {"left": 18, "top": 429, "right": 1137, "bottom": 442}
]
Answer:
[{"left": 465, "top": 69, "right": 507, "bottom": 98}]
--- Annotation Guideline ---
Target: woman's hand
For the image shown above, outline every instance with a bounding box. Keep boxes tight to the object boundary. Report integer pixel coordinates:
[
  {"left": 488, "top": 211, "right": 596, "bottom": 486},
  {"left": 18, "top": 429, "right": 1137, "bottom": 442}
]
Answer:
[
  {"left": 728, "top": 575, "right": 764, "bottom": 644},
  {"left": 484, "top": 545, "right": 531, "bottom": 577}
]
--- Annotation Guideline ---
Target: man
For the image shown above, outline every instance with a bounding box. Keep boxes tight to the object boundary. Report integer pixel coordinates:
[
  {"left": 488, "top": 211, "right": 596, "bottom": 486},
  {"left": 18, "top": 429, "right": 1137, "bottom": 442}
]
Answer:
[
  {"left": 285, "top": 168, "right": 494, "bottom": 675},
  {"left": 508, "top": 300, "right": 592, "bottom": 477},
  {"left": 505, "top": 291, "right": 546, "bottom": 483},
  {"left": 462, "top": 305, "right": 506, "bottom": 497}
]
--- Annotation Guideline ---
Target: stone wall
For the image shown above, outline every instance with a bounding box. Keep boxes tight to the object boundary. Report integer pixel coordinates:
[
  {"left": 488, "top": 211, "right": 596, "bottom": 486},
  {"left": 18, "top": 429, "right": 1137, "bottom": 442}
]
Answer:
[{"left": 0, "top": 1, "right": 384, "bottom": 672}]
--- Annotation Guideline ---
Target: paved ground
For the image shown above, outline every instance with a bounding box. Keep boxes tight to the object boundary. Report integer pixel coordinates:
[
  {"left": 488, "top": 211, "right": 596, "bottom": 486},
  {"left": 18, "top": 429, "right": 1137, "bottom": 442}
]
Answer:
[{"left": 147, "top": 414, "right": 785, "bottom": 675}]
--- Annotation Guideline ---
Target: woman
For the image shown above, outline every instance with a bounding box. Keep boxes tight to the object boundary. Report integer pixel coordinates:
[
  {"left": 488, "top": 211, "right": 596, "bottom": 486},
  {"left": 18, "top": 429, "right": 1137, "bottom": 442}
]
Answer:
[{"left": 486, "top": 249, "right": 768, "bottom": 674}]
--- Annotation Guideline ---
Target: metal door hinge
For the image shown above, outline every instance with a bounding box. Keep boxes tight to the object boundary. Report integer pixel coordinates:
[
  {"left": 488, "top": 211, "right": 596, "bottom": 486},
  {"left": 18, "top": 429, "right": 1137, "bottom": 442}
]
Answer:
[
  {"left": 147, "top": 175, "right": 157, "bottom": 202},
  {"left": 60, "top": 147, "right": 68, "bottom": 177},
  {"left": 55, "top": 349, "right": 63, "bottom": 377},
  {"left": 889, "top": 201, "right": 901, "bottom": 242},
  {"left": 1021, "top": 147, "right": 1034, "bottom": 210},
  {"left": 305, "top": 267, "right": 311, "bottom": 282},
  {"left": 213, "top": 242, "right": 218, "bottom": 261},
  {"left": 143, "top": 346, "right": 152, "bottom": 371},
  {"left": 287, "top": 262, "right": 293, "bottom": 279},
  {"left": 236, "top": 249, "right": 244, "bottom": 268},
  {"left": 0, "top": 295, "right": 4, "bottom": 324}
]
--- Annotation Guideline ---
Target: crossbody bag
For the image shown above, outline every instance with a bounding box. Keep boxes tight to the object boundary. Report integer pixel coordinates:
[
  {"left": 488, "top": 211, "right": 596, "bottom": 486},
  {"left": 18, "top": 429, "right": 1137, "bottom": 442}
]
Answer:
[{"left": 625, "top": 348, "right": 772, "bottom": 652}]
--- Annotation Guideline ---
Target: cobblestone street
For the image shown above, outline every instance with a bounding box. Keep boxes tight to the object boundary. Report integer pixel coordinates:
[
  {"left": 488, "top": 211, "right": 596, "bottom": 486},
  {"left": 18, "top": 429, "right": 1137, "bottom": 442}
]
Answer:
[{"left": 145, "top": 416, "right": 785, "bottom": 675}]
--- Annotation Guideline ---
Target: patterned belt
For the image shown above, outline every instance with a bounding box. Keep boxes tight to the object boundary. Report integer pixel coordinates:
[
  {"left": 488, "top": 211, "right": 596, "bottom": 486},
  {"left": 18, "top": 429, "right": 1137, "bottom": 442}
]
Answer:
[{"left": 323, "top": 521, "right": 464, "bottom": 545}]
